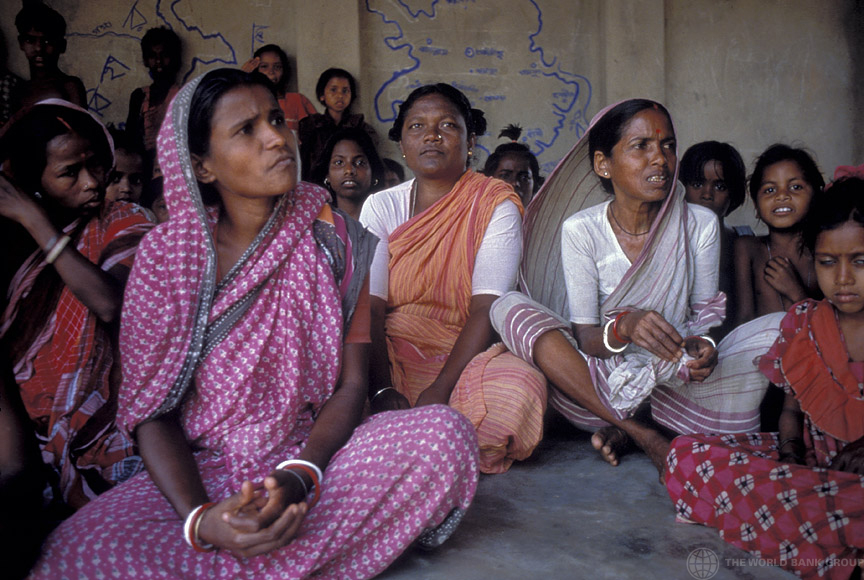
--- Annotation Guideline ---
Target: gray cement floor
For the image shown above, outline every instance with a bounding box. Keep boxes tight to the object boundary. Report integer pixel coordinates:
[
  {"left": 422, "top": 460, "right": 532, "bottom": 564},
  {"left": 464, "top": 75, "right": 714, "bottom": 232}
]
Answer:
[{"left": 378, "top": 414, "right": 795, "bottom": 580}]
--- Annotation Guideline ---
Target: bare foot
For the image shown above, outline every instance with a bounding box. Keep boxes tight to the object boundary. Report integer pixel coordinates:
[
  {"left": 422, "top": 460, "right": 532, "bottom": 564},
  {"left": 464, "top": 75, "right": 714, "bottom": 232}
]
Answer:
[{"left": 591, "top": 426, "right": 632, "bottom": 466}]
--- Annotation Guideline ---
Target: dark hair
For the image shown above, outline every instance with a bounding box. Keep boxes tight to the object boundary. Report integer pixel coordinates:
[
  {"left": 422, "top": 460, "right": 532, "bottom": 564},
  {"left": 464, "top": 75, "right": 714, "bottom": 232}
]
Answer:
[
  {"left": 679, "top": 141, "right": 747, "bottom": 216},
  {"left": 803, "top": 177, "right": 864, "bottom": 253},
  {"left": 107, "top": 126, "right": 145, "bottom": 158},
  {"left": 382, "top": 158, "right": 405, "bottom": 182},
  {"left": 0, "top": 104, "right": 113, "bottom": 196},
  {"left": 188, "top": 68, "right": 277, "bottom": 203},
  {"left": 388, "top": 83, "right": 487, "bottom": 143},
  {"left": 15, "top": 4, "right": 66, "bottom": 38},
  {"left": 315, "top": 68, "right": 356, "bottom": 105},
  {"left": 309, "top": 127, "right": 385, "bottom": 194},
  {"left": 483, "top": 142, "right": 543, "bottom": 194},
  {"left": 589, "top": 99, "right": 673, "bottom": 194},
  {"left": 253, "top": 44, "right": 291, "bottom": 94},
  {"left": 748, "top": 144, "right": 824, "bottom": 203},
  {"left": 141, "top": 27, "right": 182, "bottom": 63}
]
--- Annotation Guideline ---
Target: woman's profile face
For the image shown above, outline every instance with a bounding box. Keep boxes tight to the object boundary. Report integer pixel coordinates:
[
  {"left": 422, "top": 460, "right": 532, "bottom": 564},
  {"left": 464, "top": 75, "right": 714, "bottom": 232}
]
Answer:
[
  {"left": 595, "top": 108, "right": 676, "bottom": 204},
  {"left": 40, "top": 131, "right": 106, "bottom": 211},
  {"left": 399, "top": 93, "right": 473, "bottom": 184},
  {"left": 194, "top": 84, "right": 298, "bottom": 203},
  {"left": 327, "top": 139, "right": 372, "bottom": 202}
]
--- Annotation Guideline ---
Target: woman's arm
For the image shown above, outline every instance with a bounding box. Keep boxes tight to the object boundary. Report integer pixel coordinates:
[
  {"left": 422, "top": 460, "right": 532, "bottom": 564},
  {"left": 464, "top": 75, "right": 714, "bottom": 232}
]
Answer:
[
  {"left": 0, "top": 360, "right": 44, "bottom": 510},
  {"left": 137, "top": 412, "right": 307, "bottom": 558},
  {"left": 415, "top": 293, "right": 497, "bottom": 407},
  {"left": 734, "top": 235, "right": 757, "bottom": 326},
  {"left": 776, "top": 390, "right": 809, "bottom": 465},
  {"left": 0, "top": 175, "right": 126, "bottom": 323},
  {"left": 574, "top": 310, "right": 685, "bottom": 363},
  {"left": 369, "top": 296, "right": 409, "bottom": 411}
]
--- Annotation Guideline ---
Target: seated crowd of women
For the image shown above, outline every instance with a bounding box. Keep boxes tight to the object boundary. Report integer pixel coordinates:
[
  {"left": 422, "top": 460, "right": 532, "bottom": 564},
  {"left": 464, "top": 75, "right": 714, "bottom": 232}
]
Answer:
[{"left": 0, "top": 64, "right": 860, "bottom": 580}]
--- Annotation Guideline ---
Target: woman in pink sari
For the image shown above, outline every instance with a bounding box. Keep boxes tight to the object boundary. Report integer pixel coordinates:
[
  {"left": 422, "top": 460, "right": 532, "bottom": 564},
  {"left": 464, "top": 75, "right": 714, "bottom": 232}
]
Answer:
[{"left": 30, "top": 68, "right": 478, "bottom": 579}]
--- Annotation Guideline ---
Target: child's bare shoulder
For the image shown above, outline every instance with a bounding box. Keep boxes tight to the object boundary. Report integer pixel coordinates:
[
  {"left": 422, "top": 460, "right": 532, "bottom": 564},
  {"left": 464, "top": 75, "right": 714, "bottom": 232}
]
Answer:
[{"left": 735, "top": 234, "right": 766, "bottom": 258}]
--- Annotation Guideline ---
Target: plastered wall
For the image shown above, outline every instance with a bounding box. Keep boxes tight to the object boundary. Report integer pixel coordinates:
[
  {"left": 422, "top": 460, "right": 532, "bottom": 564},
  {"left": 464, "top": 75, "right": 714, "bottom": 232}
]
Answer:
[{"left": 2, "top": 0, "right": 861, "bottom": 230}]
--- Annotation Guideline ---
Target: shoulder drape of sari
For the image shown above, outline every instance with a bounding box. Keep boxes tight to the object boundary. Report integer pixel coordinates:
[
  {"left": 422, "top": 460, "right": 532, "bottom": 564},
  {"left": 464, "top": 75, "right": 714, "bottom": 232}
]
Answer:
[
  {"left": 385, "top": 170, "right": 520, "bottom": 399},
  {"left": 759, "top": 299, "right": 864, "bottom": 450},
  {"left": 520, "top": 101, "right": 725, "bottom": 413},
  {"left": 388, "top": 170, "right": 520, "bottom": 326}
]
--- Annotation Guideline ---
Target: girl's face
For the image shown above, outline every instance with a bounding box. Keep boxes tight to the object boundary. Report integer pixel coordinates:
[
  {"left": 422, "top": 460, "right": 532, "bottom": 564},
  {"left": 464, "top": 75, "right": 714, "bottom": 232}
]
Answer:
[
  {"left": 327, "top": 139, "right": 372, "bottom": 201},
  {"left": 40, "top": 131, "right": 106, "bottom": 211},
  {"left": 257, "top": 51, "right": 284, "bottom": 87},
  {"left": 106, "top": 148, "right": 146, "bottom": 203},
  {"left": 193, "top": 84, "right": 298, "bottom": 203},
  {"left": 399, "top": 93, "right": 473, "bottom": 184},
  {"left": 684, "top": 159, "right": 730, "bottom": 218},
  {"left": 320, "top": 77, "right": 352, "bottom": 115},
  {"left": 492, "top": 152, "right": 535, "bottom": 205},
  {"left": 814, "top": 221, "right": 864, "bottom": 317},
  {"left": 594, "top": 108, "right": 677, "bottom": 205},
  {"left": 755, "top": 160, "right": 814, "bottom": 229}
]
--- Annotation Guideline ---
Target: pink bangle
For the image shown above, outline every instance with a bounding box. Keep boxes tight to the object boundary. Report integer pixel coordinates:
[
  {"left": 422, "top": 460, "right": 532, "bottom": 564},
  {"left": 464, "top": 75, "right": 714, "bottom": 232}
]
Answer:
[{"left": 612, "top": 311, "right": 631, "bottom": 344}]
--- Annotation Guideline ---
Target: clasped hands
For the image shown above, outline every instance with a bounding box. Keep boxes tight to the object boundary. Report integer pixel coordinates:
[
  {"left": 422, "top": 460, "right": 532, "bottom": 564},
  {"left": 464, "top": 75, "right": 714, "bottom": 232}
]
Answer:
[{"left": 196, "top": 469, "right": 308, "bottom": 558}]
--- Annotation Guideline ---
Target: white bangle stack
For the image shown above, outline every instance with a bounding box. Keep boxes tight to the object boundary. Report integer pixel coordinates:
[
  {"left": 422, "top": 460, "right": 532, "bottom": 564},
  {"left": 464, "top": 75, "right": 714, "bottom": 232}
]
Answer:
[{"left": 602, "top": 318, "right": 627, "bottom": 353}]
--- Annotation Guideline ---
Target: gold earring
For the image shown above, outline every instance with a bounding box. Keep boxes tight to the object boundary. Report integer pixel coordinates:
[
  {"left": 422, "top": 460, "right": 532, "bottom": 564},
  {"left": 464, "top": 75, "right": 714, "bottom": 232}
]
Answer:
[{"left": 468, "top": 149, "right": 473, "bottom": 157}]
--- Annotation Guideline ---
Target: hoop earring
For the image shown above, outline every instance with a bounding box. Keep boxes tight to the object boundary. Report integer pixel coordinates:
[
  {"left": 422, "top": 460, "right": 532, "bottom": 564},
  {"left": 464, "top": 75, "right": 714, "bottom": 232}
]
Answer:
[
  {"left": 323, "top": 178, "right": 330, "bottom": 187},
  {"left": 372, "top": 178, "right": 379, "bottom": 186}
]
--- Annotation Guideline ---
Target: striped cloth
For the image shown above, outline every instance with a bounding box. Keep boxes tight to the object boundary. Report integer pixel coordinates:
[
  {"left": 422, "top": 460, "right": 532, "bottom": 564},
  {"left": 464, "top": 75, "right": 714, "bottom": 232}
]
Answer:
[
  {"left": 0, "top": 201, "right": 152, "bottom": 508},
  {"left": 490, "top": 99, "right": 782, "bottom": 435},
  {"left": 386, "top": 170, "right": 547, "bottom": 473}
]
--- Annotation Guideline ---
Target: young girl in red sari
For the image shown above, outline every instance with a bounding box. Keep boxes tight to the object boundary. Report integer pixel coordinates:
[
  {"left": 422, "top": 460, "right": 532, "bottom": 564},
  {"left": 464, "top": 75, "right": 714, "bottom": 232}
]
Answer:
[{"left": 666, "top": 172, "right": 864, "bottom": 580}]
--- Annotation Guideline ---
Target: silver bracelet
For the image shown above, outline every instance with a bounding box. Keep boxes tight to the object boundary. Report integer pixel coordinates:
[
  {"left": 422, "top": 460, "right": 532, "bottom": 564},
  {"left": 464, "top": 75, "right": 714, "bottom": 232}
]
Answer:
[
  {"left": 699, "top": 335, "right": 717, "bottom": 348},
  {"left": 370, "top": 386, "right": 396, "bottom": 403},
  {"left": 602, "top": 319, "right": 627, "bottom": 353}
]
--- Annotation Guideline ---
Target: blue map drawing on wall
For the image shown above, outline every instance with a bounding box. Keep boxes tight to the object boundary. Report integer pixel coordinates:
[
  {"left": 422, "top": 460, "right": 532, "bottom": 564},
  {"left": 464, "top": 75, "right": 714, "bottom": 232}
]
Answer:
[{"left": 364, "top": 0, "right": 591, "bottom": 171}]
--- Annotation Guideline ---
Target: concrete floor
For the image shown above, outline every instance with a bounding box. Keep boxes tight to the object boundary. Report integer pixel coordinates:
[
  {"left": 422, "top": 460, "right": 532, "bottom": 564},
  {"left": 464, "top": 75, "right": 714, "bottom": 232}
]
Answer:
[{"left": 378, "top": 414, "right": 795, "bottom": 580}]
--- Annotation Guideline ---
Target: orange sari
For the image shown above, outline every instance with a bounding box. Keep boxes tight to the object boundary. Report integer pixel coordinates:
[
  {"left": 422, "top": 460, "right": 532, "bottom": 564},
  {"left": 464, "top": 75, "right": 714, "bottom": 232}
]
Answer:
[{"left": 385, "top": 171, "right": 547, "bottom": 473}]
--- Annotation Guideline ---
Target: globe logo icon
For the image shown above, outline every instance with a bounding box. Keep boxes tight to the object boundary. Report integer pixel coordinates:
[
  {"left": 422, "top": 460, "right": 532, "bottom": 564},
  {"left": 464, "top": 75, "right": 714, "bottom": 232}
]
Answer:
[{"left": 687, "top": 547, "right": 720, "bottom": 579}]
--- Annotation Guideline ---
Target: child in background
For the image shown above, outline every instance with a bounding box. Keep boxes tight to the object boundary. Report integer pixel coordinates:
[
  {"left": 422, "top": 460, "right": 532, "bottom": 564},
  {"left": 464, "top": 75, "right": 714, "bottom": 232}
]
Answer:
[
  {"left": 14, "top": 4, "right": 86, "bottom": 109},
  {"left": 734, "top": 144, "right": 824, "bottom": 326},
  {"left": 298, "top": 68, "right": 376, "bottom": 179},
  {"left": 139, "top": 174, "right": 168, "bottom": 224},
  {"left": 482, "top": 124, "right": 543, "bottom": 206},
  {"left": 105, "top": 128, "right": 148, "bottom": 205},
  {"left": 242, "top": 44, "right": 316, "bottom": 131},
  {"left": 309, "top": 127, "right": 385, "bottom": 220},
  {"left": 382, "top": 157, "right": 405, "bottom": 189},
  {"left": 679, "top": 141, "right": 749, "bottom": 339},
  {"left": 665, "top": 173, "right": 864, "bottom": 580},
  {"left": 126, "top": 27, "right": 182, "bottom": 168}
]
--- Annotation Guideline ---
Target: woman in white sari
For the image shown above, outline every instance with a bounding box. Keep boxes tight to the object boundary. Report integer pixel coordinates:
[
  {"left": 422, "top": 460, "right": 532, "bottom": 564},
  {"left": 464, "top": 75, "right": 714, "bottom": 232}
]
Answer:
[{"left": 491, "top": 99, "right": 783, "bottom": 472}]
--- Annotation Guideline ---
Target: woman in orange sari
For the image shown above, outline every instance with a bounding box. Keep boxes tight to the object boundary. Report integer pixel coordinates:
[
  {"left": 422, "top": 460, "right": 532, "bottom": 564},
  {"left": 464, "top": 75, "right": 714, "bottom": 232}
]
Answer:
[{"left": 360, "top": 84, "right": 547, "bottom": 474}]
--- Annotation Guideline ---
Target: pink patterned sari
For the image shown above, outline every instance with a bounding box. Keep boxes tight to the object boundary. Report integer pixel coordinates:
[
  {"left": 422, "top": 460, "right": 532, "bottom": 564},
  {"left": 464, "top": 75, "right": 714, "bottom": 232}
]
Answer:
[{"left": 30, "top": 72, "right": 477, "bottom": 580}]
